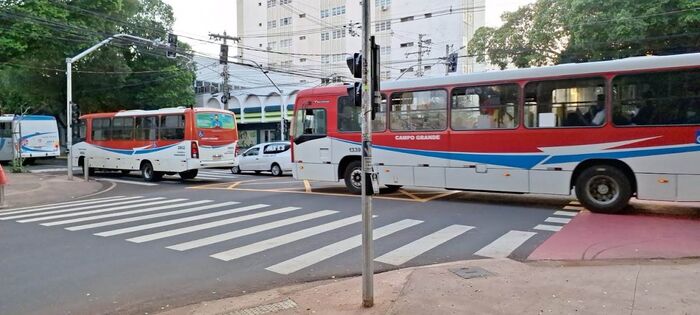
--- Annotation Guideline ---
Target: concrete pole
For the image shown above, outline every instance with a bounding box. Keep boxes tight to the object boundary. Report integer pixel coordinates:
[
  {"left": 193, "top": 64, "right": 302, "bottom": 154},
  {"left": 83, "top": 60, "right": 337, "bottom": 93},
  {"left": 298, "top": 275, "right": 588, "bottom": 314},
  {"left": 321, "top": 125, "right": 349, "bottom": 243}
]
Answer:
[
  {"left": 66, "top": 59, "right": 74, "bottom": 180},
  {"left": 361, "top": 0, "right": 374, "bottom": 308},
  {"left": 83, "top": 157, "right": 89, "bottom": 181}
]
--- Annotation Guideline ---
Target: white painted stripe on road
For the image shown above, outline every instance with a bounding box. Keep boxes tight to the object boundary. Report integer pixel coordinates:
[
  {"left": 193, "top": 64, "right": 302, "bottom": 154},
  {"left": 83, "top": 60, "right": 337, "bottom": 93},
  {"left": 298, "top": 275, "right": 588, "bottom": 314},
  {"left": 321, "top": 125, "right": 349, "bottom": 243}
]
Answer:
[
  {"left": 17, "top": 198, "right": 174, "bottom": 223},
  {"left": 75, "top": 201, "right": 240, "bottom": 232},
  {"left": 96, "top": 178, "right": 159, "bottom": 186},
  {"left": 89, "top": 202, "right": 262, "bottom": 236},
  {"left": 168, "top": 210, "right": 338, "bottom": 251},
  {"left": 29, "top": 167, "right": 82, "bottom": 173},
  {"left": 545, "top": 217, "right": 571, "bottom": 224},
  {"left": 44, "top": 200, "right": 213, "bottom": 227},
  {"left": 2, "top": 197, "right": 156, "bottom": 221},
  {"left": 267, "top": 219, "right": 423, "bottom": 275},
  {"left": 375, "top": 225, "right": 474, "bottom": 266},
  {"left": 126, "top": 205, "right": 295, "bottom": 243},
  {"left": 473, "top": 230, "right": 537, "bottom": 259},
  {"left": 534, "top": 224, "right": 562, "bottom": 232},
  {"left": 211, "top": 215, "right": 363, "bottom": 262},
  {"left": 553, "top": 211, "right": 578, "bottom": 217},
  {"left": 0, "top": 195, "right": 129, "bottom": 214}
]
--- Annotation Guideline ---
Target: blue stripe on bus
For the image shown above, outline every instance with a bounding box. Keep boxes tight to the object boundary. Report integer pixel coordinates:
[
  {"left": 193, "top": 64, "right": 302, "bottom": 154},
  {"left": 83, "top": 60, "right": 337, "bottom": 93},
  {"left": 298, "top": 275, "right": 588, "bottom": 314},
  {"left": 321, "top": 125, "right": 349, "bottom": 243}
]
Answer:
[
  {"left": 542, "top": 144, "right": 700, "bottom": 165},
  {"left": 95, "top": 143, "right": 180, "bottom": 155}
]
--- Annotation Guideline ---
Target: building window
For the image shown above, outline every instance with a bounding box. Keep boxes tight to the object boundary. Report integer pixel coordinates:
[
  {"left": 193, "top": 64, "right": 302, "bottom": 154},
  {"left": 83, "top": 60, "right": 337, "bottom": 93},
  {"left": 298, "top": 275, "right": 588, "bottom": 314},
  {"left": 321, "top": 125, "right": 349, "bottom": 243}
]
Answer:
[
  {"left": 375, "top": 20, "right": 391, "bottom": 32},
  {"left": 424, "top": 13, "right": 432, "bottom": 18},
  {"left": 612, "top": 70, "right": 700, "bottom": 126},
  {"left": 299, "top": 35, "right": 306, "bottom": 40},
  {"left": 380, "top": 46, "right": 391, "bottom": 55},
  {"left": 320, "top": 9, "right": 329, "bottom": 18},
  {"left": 332, "top": 29, "right": 346, "bottom": 39},
  {"left": 321, "top": 33, "right": 330, "bottom": 41},
  {"left": 267, "top": 0, "right": 276, "bottom": 8},
  {"left": 321, "top": 55, "right": 330, "bottom": 64},
  {"left": 400, "top": 16, "right": 414, "bottom": 22},
  {"left": 280, "top": 39, "right": 292, "bottom": 47},
  {"left": 280, "top": 17, "right": 292, "bottom": 26},
  {"left": 424, "top": 65, "right": 432, "bottom": 71},
  {"left": 400, "top": 42, "right": 413, "bottom": 48},
  {"left": 281, "top": 60, "right": 292, "bottom": 67},
  {"left": 376, "top": 0, "right": 391, "bottom": 7},
  {"left": 280, "top": 0, "right": 291, "bottom": 4},
  {"left": 267, "top": 20, "right": 277, "bottom": 29},
  {"left": 299, "top": 58, "right": 307, "bottom": 62},
  {"left": 525, "top": 77, "right": 606, "bottom": 128},
  {"left": 381, "top": 70, "right": 391, "bottom": 80},
  {"left": 331, "top": 5, "right": 346, "bottom": 16},
  {"left": 268, "top": 41, "right": 277, "bottom": 50},
  {"left": 451, "top": 84, "right": 519, "bottom": 130},
  {"left": 299, "top": 13, "right": 306, "bottom": 18},
  {"left": 390, "top": 90, "right": 448, "bottom": 131},
  {"left": 332, "top": 54, "right": 345, "bottom": 62}
]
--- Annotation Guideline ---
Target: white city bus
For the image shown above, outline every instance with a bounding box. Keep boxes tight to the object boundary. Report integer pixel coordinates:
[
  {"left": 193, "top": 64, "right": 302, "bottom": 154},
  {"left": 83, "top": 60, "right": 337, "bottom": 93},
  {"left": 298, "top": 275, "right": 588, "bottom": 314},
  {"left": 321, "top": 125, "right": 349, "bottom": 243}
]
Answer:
[{"left": 0, "top": 115, "right": 60, "bottom": 162}]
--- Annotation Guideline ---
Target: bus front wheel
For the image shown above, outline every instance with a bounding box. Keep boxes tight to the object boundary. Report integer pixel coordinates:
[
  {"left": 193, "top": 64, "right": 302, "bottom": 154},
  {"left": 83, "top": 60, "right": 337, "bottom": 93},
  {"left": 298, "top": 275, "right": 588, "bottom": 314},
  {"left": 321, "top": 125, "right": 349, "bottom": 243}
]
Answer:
[
  {"left": 141, "top": 162, "right": 162, "bottom": 182},
  {"left": 575, "top": 165, "right": 632, "bottom": 214},
  {"left": 343, "top": 160, "right": 372, "bottom": 195},
  {"left": 179, "top": 169, "right": 198, "bottom": 180}
]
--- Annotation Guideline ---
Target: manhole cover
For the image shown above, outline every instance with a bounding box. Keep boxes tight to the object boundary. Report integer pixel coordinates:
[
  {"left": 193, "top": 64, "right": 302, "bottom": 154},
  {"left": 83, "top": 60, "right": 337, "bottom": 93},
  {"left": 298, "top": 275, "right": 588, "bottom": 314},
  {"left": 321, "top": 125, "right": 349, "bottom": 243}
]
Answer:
[{"left": 449, "top": 266, "right": 495, "bottom": 280}]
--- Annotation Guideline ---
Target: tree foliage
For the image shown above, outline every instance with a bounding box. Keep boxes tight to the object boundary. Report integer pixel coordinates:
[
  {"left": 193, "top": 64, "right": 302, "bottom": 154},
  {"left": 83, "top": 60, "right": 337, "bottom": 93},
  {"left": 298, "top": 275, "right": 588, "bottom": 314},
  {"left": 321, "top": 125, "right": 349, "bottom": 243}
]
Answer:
[
  {"left": 0, "top": 0, "right": 195, "bottom": 122},
  {"left": 468, "top": 0, "right": 700, "bottom": 69}
]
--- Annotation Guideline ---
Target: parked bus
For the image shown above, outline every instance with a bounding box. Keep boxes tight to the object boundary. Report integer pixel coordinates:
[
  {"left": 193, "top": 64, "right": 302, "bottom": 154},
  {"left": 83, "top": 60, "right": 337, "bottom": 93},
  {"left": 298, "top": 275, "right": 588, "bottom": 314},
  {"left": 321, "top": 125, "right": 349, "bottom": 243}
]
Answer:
[
  {"left": 291, "top": 53, "right": 700, "bottom": 213},
  {"left": 0, "top": 115, "right": 60, "bottom": 162},
  {"left": 72, "top": 107, "right": 237, "bottom": 181}
]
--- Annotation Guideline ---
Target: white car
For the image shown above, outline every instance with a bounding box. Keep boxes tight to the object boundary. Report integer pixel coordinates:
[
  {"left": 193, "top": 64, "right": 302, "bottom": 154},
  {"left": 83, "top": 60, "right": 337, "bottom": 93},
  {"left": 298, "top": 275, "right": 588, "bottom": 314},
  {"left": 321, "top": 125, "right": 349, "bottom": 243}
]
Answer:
[{"left": 231, "top": 142, "right": 292, "bottom": 176}]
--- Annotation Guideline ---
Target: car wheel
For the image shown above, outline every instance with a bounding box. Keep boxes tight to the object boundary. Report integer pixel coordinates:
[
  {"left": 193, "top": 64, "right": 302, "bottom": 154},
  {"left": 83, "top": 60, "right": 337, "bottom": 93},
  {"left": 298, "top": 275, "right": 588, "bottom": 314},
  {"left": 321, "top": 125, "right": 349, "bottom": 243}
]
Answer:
[
  {"left": 271, "top": 163, "right": 283, "bottom": 176},
  {"left": 231, "top": 166, "right": 241, "bottom": 174},
  {"left": 575, "top": 165, "right": 632, "bottom": 214}
]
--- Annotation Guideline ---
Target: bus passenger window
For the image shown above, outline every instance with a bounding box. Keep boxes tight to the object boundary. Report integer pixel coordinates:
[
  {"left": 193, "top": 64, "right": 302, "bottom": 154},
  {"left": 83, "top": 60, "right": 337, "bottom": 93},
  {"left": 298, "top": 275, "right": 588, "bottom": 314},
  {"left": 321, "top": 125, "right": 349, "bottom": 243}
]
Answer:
[
  {"left": 613, "top": 70, "right": 700, "bottom": 126},
  {"left": 112, "top": 117, "right": 134, "bottom": 140},
  {"left": 337, "top": 96, "right": 361, "bottom": 132},
  {"left": 78, "top": 119, "right": 86, "bottom": 142},
  {"left": 295, "top": 108, "right": 326, "bottom": 135},
  {"left": 372, "top": 94, "right": 387, "bottom": 132},
  {"left": 390, "top": 89, "right": 447, "bottom": 131},
  {"left": 136, "top": 116, "right": 158, "bottom": 140},
  {"left": 451, "top": 84, "right": 519, "bottom": 130},
  {"left": 92, "top": 118, "right": 111, "bottom": 141},
  {"left": 525, "top": 77, "right": 606, "bottom": 128},
  {"left": 160, "top": 115, "right": 185, "bottom": 140}
]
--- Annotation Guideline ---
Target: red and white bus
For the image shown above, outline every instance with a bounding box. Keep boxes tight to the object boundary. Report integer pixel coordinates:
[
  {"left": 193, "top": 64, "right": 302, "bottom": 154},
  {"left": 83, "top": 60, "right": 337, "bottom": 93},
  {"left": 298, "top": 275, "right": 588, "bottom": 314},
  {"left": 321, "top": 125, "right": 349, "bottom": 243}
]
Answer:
[
  {"left": 72, "top": 107, "right": 238, "bottom": 181},
  {"left": 291, "top": 53, "right": 700, "bottom": 213}
]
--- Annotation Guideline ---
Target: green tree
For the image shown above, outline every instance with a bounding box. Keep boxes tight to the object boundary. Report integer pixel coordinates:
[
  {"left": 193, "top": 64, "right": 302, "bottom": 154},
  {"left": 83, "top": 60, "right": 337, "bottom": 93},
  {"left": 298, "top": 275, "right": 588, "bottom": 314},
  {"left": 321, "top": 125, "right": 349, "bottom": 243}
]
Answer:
[
  {"left": 468, "top": 0, "right": 700, "bottom": 69},
  {"left": 0, "top": 0, "right": 195, "bottom": 120}
]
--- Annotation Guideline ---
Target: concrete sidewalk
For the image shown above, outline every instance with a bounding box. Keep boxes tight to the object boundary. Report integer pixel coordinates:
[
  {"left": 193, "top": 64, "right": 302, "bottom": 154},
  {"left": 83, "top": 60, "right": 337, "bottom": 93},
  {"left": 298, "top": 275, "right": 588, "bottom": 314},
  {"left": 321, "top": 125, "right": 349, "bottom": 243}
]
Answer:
[
  {"left": 1, "top": 172, "right": 105, "bottom": 208},
  {"left": 159, "top": 258, "right": 700, "bottom": 315}
]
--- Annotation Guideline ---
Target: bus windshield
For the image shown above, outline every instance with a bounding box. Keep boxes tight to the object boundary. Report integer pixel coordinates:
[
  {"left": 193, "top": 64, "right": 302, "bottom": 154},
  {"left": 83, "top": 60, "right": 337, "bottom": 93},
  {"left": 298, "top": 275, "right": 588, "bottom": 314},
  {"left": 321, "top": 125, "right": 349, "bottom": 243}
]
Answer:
[{"left": 196, "top": 112, "right": 236, "bottom": 129}]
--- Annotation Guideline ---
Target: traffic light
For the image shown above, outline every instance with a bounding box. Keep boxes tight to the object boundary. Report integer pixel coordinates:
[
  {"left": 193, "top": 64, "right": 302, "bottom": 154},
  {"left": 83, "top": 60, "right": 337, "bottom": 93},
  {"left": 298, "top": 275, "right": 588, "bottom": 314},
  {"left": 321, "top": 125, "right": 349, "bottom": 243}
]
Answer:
[
  {"left": 220, "top": 44, "right": 229, "bottom": 65},
  {"left": 347, "top": 82, "right": 362, "bottom": 107},
  {"left": 346, "top": 52, "right": 362, "bottom": 79},
  {"left": 447, "top": 52, "right": 458, "bottom": 73},
  {"left": 370, "top": 36, "right": 380, "bottom": 120},
  {"left": 167, "top": 33, "right": 178, "bottom": 58},
  {"left": 70, "top": 102, "right": 80, "bottom": 125}
]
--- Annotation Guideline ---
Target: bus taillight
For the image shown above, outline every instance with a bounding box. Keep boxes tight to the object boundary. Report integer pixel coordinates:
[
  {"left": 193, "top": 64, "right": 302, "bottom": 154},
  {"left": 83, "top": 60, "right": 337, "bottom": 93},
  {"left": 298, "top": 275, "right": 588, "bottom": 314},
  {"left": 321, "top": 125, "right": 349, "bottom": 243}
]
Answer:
[{"left": 191, "top": 141, "right": 199, "bottom": 159}]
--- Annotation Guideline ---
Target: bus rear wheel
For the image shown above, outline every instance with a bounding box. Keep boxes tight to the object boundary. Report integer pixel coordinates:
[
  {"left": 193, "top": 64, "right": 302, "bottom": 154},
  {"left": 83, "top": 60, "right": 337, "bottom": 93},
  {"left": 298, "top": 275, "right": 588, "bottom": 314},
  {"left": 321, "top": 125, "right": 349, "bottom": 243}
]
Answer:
[
  {"left": 179, "top": 169, "right": 198, "bottom": 180},
  {"left": 575, "top": 165, "right": 632, "bottom": 214},
  {"left": 141, "top": 161, "right": 162, "bottom": 182}
]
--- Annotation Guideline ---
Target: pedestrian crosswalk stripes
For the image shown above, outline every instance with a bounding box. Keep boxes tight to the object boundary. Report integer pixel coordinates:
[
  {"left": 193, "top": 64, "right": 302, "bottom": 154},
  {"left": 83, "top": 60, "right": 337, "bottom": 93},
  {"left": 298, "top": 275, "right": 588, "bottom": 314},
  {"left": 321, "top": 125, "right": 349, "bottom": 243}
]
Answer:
[
  {"left": 211, "top": 215, "right": 364, "bottom": 262},
  {"left": 126, "top": 205, "right": 297, "bottom": 243},
  {"left": 0, "top": 195, "right": 558, "bottom": 274},
  {"left": 168, "top": 210, "right": 338, "bottom": 251},
  {"left": 473, "top": 230, "right": 537, "bottom": 259},
  {"left": 266, "top": 219, "right": 423, "bottom": 275},
  {"left": 17, "top": 198, "right": 183, "bottom": 223},
  {"left": 70, "top": 201, "right": 240, "bottom": 232},
  {"left": 375, "top": 225, "right": 474, "bottom": 266},
  {"left": 45, "top": 200, "right": 214, "bottom": 227},
  {"left": 0, "top": 196, "right": 147, "bottom": 220}
]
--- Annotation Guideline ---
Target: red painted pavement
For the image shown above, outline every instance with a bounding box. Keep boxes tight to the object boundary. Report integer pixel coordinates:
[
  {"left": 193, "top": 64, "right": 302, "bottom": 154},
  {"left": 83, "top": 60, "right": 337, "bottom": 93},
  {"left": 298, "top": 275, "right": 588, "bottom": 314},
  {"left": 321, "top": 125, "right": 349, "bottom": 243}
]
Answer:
[{"left": 529, "top": 211, "right": 700, "bottom": 260}]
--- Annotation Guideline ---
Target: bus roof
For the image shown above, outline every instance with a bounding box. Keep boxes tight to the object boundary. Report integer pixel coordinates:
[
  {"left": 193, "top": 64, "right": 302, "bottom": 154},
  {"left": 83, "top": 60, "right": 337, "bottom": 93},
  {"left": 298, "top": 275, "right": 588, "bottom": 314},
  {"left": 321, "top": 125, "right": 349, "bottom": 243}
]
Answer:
[
  {"left": 80, "top": 107, "right": 233, "bottom": 119},
  {"left": 0, "top": 115, "right": 56, "bottom": 122}
]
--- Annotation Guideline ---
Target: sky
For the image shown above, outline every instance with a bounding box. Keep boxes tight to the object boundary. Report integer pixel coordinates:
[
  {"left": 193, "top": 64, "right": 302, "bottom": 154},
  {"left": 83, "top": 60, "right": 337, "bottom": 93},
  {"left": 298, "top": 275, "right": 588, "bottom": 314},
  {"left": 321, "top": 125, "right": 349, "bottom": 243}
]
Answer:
[{"left": 163, "top": 0, "right": 535, "bottom": 56}]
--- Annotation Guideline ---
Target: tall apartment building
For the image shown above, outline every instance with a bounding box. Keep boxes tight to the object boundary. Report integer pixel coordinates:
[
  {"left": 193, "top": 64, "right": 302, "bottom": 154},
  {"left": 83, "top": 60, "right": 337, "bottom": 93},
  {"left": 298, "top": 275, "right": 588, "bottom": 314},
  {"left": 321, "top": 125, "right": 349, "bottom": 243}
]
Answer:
[{"left": 236, "top": 0, "right": 485, "bottom": 81}]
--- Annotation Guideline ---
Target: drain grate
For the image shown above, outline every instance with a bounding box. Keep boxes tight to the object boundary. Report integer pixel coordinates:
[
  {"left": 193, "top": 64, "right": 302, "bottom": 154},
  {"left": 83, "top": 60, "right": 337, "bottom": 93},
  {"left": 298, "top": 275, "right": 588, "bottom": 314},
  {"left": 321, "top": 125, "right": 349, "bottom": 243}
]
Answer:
[
  {"left": 449, "top": 266, "right": 495, "bottom": 280},
  {"left": 219, "top": 298, "right": 297, "bottom": 315}
]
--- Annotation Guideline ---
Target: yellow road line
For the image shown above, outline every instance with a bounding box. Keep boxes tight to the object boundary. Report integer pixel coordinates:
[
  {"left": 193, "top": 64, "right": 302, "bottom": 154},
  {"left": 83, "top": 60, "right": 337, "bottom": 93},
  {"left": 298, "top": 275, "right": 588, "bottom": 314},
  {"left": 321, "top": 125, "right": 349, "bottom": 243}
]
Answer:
[
  {"left": 421, "top": 191, "right": 460, "bottom": 202},
  {"left": 227, "top": 182, "right": 241, "bottom": 189},
  {"left": 303, "top": 180, "right": 312, "bottom": 192},
  {"left": 398, "top": 189, "right": 423, "bottom": 202}
]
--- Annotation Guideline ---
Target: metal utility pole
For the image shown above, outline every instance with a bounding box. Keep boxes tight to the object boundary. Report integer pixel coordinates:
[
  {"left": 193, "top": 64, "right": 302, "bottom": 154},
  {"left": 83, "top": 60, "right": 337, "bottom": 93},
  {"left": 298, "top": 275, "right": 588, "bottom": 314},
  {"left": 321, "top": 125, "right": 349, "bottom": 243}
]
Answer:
[
  {"left": 360, "top": 0, "right": 375, "bottom": 308},
  {"left": 209, "top": 31, "right": 240, "bottom": 110},
  {"left": 404, "top": 34, "right": 431, "bottom": 77},
  {"left": 66, "top": 33, "right": 177, "bottom": 180}
]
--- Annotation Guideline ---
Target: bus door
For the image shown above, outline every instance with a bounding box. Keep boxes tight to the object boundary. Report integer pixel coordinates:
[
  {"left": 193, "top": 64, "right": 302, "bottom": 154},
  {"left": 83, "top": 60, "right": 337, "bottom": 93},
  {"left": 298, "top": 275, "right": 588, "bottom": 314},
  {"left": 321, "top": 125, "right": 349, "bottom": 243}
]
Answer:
[
  {"left": 0, "top": 120, "right": 13, "bottom": 161},
  {"left": 293, "top": 107, "right": 335, "bottom": 181}
]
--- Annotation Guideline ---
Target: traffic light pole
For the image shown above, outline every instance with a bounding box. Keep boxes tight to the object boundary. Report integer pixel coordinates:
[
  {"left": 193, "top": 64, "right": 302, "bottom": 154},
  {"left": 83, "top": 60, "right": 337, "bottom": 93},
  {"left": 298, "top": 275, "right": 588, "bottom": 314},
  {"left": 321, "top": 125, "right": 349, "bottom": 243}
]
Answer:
[
  {"left": 360, "top": 0, "right": 374, "bottom": 308},
  {"left": 65, "top": 34, "right": 175, "bottom": 180}
]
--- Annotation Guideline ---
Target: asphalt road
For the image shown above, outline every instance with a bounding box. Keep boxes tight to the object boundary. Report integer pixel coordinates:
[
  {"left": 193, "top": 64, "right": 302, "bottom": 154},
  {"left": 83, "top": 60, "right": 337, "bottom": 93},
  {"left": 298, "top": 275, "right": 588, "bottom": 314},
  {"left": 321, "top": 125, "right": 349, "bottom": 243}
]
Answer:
[{"left": 0, "top": 164, "right": 577, "bottom": 315}]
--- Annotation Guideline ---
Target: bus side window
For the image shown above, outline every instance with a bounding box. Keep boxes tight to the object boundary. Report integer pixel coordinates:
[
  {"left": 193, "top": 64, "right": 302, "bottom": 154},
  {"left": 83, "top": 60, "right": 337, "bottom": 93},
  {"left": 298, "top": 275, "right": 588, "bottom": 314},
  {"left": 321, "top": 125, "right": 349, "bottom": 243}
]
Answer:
[
  {"left": 372, "top": 94, "right": 387, "bottom": 132},
  {"left": 92, "top": 118, "right": 111, "bottom": 141},
  {"left": 78, "top": 119, "right": 86, "bottom": 142},
  {"left": 160, "top": 115, "right": 185, "bottom": 140},
  {"left": 295, "top": 108, "right": 327, "bottom": 136},
  {"left": 390, "top": 89, "right": 447, "bottom": 131},
  {"left": 524, "top": 77, "right": 606, "bottom": 128},
  {"left": 451, "top": 84, "right": 519, "bottom": 130},
  {"left": 112, "top": 117, "right": 134, "bottom": 140},
  {"left": 136, "top": 116, "right": 158, "bottom": 141}
]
